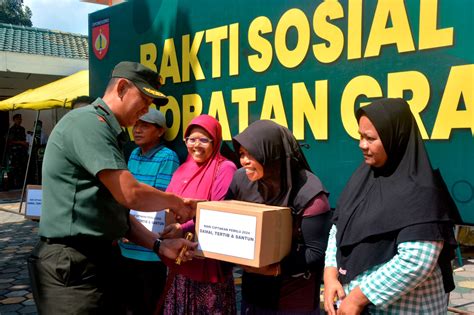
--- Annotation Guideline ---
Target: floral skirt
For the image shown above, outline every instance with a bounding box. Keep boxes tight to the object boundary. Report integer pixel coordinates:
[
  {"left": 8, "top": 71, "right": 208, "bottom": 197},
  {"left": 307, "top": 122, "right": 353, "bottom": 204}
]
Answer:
[{"left": 163, "top": 272, "right": 236, "bottom": 315}]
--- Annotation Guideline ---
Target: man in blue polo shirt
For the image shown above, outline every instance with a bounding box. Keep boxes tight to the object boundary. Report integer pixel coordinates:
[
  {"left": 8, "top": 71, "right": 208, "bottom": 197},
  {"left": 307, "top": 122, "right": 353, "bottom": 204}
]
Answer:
[{"left": 119, "top": 109, "right": 179, "bottom": 314}]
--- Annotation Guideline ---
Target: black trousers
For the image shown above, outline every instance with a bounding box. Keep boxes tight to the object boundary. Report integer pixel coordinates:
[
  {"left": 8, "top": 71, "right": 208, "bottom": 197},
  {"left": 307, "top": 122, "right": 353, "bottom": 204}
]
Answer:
[
  {"left": 27, "top": 238, "right": 123, "bottom": 315},
  {"left": 117, "top": 256, "right": 167, "bottom": 315}
]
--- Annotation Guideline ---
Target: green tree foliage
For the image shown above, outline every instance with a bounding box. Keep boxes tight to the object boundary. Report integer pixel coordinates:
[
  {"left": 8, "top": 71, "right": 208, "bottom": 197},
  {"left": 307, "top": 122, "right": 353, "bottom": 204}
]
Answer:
[{"left": 0, "top": 0, "right": 33, "bottom": 27}]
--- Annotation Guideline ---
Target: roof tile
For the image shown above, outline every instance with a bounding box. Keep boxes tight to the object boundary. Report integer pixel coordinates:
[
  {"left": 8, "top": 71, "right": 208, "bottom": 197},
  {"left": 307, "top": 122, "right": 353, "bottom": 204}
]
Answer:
[{"left": 0, "top": 23, "right": 88, "bottom": 59}]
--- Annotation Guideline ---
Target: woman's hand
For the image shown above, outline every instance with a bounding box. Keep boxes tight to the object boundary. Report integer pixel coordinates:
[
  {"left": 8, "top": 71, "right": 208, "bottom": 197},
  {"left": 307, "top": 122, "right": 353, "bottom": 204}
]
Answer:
[
  {"left": 323, "top": 267, "right": 346, "bottom": 315},
  {"left": 241, "top": 263, "right": 281, "bottom": 276},
  {"left": 160, "top": 223, "right": 183, "bottom": 239},
  {"left": 336, "top": 286, "right": 369, "bottom": 315}
]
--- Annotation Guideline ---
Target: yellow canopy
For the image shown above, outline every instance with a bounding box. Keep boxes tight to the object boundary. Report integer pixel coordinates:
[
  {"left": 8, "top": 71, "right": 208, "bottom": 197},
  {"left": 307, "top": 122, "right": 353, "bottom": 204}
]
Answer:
[{"left": 0, "top": 70, "right": 89, "bottom": 111}]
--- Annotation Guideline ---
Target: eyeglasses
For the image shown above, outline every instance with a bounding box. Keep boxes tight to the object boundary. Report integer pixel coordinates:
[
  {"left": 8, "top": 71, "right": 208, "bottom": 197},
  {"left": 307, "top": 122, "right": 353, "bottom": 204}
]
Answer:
[{"left": 184, "top": 137, "right": 213, "bottom": 146}]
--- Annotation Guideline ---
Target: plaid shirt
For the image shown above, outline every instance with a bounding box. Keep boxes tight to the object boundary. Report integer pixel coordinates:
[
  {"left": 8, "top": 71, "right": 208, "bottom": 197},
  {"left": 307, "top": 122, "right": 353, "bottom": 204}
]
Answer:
[{"left": 325, "top": 225, "right": 448, "bottom": 314}]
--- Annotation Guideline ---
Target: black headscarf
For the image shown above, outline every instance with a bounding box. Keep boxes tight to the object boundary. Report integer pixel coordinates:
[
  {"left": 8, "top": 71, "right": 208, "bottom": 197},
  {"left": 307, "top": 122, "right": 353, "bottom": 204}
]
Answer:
[
  {"left": 227, "top": 120, "right": 328, "bottom": 309},
  {"left": 334, "top": 98, "right": 459, "bottom": 291},
  {"left": 228, "top": 120, "right": 327, "bottom": 212}
]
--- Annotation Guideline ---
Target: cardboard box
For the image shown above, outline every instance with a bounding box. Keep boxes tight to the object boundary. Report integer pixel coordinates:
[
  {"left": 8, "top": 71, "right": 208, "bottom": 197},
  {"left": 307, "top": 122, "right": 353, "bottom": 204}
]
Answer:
[{"left": 195, "top": 200, "right": 292, "bottom": 267}]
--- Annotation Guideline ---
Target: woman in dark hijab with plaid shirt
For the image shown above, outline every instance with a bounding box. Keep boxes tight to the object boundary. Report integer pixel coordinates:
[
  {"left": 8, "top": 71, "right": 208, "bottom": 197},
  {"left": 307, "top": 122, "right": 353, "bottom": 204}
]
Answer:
[{"left": 324, "top": 98, "right": 460, "bottom": 314}]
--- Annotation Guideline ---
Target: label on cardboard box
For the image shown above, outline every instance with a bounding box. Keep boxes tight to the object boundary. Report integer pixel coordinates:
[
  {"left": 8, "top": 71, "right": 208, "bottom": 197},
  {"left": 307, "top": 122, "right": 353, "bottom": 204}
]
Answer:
[
  {"left": 195, "top": 200, "right": 292, "bottom": 267},
  {"left": 198, "top": 209, "right": 257, "bottom": 259}
]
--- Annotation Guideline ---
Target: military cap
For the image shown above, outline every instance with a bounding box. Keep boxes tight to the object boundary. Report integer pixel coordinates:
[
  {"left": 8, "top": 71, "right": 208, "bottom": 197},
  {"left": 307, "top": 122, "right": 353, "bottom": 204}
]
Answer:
[{"left": 112, "top": 61, "right": 168, "bottom": 106}]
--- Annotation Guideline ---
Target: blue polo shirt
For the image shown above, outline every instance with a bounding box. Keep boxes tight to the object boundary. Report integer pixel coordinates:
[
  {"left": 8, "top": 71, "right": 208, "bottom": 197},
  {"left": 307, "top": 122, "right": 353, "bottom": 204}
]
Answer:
[{"left": 119, "top": 143, "right": 179, "bottom": 261}]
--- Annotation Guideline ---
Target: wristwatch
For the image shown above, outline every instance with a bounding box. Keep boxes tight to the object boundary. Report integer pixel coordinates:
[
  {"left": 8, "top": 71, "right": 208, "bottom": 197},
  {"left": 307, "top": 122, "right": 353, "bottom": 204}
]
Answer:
[{"left": 153, "top": 238, "right": 162, "bottom": 256}]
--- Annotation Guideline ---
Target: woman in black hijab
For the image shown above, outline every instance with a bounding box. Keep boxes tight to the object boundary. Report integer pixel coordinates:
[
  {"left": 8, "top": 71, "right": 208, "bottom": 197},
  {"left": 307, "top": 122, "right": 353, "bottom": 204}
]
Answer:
[
  {"left": 323, "top": 98, "right": 459, "bottom": 314},
  {"left": 227, "top": 120, "right": 332, "bottom": 314}
]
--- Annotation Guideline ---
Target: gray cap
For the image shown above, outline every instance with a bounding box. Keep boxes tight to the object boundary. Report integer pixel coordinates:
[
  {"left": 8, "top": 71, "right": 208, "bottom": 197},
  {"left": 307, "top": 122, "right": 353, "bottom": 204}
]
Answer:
[{"left": 138, "top": 109, "right": 167, "bottom": 129}]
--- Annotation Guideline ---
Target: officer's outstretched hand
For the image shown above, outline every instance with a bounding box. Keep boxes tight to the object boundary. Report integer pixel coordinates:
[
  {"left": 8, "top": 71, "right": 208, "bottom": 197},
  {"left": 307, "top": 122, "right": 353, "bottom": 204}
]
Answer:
[
  {"left": 171, "top": 198, "right": 203, "bottom": 223},
  {"left": 158, "top": 238, "right": 197, "bottom": 262}
]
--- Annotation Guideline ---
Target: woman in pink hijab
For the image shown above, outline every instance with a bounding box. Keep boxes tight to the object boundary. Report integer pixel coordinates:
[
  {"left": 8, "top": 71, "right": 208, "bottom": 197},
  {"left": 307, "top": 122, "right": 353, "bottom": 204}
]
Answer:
[{"left": 162, "top": 115, "right": 237, "bottom": 314}]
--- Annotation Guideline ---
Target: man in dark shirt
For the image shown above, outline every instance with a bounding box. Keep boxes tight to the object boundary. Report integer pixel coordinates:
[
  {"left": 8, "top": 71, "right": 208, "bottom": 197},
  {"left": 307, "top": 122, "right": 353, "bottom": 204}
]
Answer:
[{"left": 7, "top": 114, "right": 28, "bottom": 188}]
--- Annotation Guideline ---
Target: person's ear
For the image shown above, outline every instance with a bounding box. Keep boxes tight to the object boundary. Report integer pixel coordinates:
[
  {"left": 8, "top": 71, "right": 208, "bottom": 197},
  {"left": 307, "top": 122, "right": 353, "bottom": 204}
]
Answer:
[
  {"left": 117, "top": 79, "right": 129, "bottom": 99},
  {"left": 157, "top": 127, "right": 166, "bottom": 138}
]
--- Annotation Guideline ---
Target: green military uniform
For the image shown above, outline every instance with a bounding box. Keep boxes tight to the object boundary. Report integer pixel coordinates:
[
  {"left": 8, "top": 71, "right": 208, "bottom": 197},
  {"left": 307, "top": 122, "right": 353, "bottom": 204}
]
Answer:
[
  {"left": 27, "top": 61, "right": 169, "bottom": 315},
  {"left": 39, "top": 99, "right": 129, "bottom": 239},
  {"left": 28, "top": 99, "right": 130, "bottom": 314}
]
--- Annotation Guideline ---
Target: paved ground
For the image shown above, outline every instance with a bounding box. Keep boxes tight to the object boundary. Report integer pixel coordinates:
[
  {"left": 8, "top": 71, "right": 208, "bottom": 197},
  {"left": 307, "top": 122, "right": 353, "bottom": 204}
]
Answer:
[
  {"left": 451, "top": 255, "right": 474, "bottom": 314},
  {"left": 0, "top": 206, "right": 38, "bottom": 314},
  {"left": 0, "top": 190, "right": 473, "bottom": 314}
]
